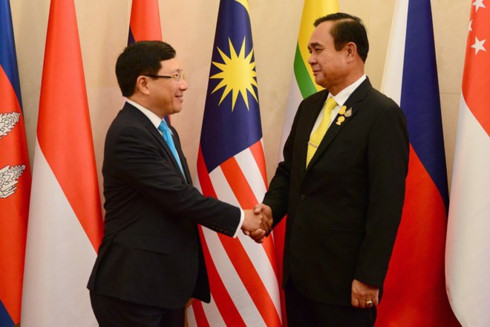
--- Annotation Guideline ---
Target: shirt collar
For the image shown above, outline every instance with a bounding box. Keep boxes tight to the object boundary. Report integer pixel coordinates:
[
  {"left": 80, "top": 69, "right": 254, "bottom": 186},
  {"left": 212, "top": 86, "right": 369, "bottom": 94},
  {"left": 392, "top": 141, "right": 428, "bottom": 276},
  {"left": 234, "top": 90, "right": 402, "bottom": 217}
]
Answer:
[
  {"left": 126, "top": 99, "right": 163, "bottom": 129},
  {"left": 329, "top": 74, "right": 367, "bottom": 106}
]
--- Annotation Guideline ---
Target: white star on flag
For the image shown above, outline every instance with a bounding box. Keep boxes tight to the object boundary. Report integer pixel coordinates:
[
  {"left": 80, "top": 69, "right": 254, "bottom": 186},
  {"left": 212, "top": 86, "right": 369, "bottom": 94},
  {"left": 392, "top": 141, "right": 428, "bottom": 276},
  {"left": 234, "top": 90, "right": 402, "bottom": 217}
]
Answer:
[
  {"left": 473, "top": 0, "right": 486, "bottom": 12},
  {"left": 471, "top": 36, "right": 486, "bottom": 54},
  {"left": 468, "top": 20, "right": 473, "bottom": 32}
]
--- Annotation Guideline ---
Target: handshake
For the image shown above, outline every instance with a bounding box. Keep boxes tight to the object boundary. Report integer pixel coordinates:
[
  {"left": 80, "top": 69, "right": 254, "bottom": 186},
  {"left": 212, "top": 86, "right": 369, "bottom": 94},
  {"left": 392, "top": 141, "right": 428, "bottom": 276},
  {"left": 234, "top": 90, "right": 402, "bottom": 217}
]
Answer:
[{"left": 241, "top": 204, "right": 273, "bottom": 243}]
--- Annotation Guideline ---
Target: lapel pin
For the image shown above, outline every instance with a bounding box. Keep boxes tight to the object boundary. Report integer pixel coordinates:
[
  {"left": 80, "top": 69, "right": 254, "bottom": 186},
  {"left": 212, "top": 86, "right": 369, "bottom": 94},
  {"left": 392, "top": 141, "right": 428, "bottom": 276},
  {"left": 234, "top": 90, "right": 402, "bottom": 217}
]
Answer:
[
  {"left": 344, "top": 108, "right": 352, "bottom": 117},
  {"left": 336, "top": 116, "right": 346, "bottom": 125},
  {"left": 338, "top": 106, "right": 347, "bottom": 115}
]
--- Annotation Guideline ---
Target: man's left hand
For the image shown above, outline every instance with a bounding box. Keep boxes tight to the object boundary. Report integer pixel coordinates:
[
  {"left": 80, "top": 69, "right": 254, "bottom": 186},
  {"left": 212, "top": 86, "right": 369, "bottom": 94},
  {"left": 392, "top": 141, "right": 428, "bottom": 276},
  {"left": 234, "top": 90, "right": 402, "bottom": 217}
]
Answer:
[{"left": 351, "top": 279, "right": 379, "bottom": 308}]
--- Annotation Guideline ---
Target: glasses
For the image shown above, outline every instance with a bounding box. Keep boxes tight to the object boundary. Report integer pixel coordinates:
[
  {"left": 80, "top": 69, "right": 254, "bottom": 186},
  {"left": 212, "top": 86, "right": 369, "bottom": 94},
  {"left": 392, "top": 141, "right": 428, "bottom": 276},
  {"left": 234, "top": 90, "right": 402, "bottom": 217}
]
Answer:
[{"left": 144, "top": 72, "right": 185, "bottom": 83}]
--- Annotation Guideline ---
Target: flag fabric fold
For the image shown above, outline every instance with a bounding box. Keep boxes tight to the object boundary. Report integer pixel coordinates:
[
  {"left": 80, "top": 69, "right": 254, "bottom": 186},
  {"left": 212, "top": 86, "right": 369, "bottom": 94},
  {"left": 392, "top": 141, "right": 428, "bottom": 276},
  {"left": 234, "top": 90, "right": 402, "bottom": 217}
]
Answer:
[
  {"left": 20, "top": 0, "right": 103, "bottom": 326},
  {"left": 446, "top": 1, "right": 490, "bottom": 326},
  {"left": 378, "top": 0, "right": 459, "bottom": 326},
  {"left": 186, "top": 1, "right": 281, "bottom": 326},
  {"left": 0, "top": 0, "right": 31, "bottom": 325}
]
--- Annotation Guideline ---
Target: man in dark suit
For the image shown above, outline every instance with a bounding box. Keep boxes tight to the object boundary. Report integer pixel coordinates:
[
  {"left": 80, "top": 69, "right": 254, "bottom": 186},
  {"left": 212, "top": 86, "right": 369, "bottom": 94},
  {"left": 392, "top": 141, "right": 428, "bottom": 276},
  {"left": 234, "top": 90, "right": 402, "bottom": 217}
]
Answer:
[
  {"left": 255, "top": 13, "right": 409, "bottom": 326},
  {"left": 87, "top": 41, "right": 270, "bottom": 327}
]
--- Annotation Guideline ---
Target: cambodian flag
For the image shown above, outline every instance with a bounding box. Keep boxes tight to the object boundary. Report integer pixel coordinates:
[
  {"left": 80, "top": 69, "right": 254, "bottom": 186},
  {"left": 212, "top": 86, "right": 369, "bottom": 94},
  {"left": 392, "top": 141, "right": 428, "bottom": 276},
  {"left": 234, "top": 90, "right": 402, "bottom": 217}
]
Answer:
[
  {"left": 0, "top": 1, "right": 31, "bottom": 326},
  {"left": 378, "top": 0, "right": 459, "bottom": 325},
  {"left": 186, "top": 0, "right": 282, "bottom": 326}
]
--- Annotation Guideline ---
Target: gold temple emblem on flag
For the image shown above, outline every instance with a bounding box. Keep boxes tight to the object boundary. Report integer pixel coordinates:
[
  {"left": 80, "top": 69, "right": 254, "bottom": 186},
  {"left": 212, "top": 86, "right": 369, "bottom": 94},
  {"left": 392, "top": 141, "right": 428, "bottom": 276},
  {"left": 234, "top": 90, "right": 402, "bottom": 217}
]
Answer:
[
  {"left": 0, "top": 165, "right": 26, "bottom": 198},
  {"left": 0, "top": 112, "right": 21, "bottom": 139}
]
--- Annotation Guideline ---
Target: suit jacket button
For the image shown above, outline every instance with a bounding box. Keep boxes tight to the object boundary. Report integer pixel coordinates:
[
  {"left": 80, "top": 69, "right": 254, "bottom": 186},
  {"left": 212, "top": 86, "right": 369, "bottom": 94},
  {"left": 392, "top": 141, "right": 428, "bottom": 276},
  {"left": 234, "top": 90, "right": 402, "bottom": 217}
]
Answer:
[{"left": 300, "top": 194, "right": 307, "bottom": 200}]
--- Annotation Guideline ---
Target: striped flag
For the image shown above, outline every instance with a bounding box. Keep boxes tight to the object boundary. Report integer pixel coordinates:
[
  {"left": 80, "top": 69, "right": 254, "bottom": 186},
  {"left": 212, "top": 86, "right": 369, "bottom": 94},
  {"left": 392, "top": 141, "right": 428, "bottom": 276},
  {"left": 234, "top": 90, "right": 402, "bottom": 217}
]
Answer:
[
  {"left": 186, "top": 1, "right": 282, "bottom": 326},
  {"left": 128, "top": 0, "right": 162, "bottom": 44},
  {"left": 446, "top": 1, "right": 490, "bottom": 326},
  {"left": 20, "top": 0, "right": 103, "bottom": 326},
  {"left": 378, "top": 0, "right": 459, "bottom": 326},
  {"left": 0, "top": 0, "right": 31, "bottom": 325},
  {"left": 278, "top": 0, "right": 338, "bottom": 158},
  {"left": 275, "top": 1, "right": 338, "bottom": 324}
]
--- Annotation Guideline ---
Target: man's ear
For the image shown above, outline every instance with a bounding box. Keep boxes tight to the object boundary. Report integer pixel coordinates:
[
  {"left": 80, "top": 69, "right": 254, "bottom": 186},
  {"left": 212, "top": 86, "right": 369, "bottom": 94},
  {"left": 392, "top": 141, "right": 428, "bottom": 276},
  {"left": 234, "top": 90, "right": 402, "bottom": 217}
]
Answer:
[
  {"left": 344, "top": 42, "right": 357, "bottom": 61},
  {"left": 135, "top": 75, "right": 150, "bottom": 95}
]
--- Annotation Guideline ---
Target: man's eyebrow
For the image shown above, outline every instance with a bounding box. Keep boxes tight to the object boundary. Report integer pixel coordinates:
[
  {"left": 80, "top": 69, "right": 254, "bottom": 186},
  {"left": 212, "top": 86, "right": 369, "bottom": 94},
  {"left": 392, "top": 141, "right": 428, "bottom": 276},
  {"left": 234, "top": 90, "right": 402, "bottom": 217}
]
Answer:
[{"left": 308, "top": 42, "right": 322, "bottom": 49}]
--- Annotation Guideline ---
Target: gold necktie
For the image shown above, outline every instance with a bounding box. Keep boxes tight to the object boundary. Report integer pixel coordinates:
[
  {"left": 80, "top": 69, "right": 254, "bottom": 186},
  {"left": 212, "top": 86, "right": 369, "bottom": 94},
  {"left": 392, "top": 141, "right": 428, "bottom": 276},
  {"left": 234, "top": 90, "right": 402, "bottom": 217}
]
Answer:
[{"left": 306, "top": 97, "right": 337, "bottom": 166}]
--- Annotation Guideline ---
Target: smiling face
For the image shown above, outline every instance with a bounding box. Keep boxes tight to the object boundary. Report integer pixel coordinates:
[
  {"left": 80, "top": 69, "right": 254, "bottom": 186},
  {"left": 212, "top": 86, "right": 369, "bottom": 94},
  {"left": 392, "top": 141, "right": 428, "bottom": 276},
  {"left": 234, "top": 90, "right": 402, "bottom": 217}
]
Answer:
[
  {"left": 308, "top": 21, "right": 350, "bottom": 95},
  {"left": 145, "top": 59, "right": 188, "bottom": 118}
]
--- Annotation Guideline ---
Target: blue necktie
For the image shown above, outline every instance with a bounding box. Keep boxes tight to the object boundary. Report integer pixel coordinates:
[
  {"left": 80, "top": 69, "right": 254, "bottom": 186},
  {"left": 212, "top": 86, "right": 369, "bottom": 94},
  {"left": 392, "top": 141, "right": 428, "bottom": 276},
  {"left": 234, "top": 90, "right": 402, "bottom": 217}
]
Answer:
[{"left": 158, "top": 120, "right": 185, "bottom": 175}]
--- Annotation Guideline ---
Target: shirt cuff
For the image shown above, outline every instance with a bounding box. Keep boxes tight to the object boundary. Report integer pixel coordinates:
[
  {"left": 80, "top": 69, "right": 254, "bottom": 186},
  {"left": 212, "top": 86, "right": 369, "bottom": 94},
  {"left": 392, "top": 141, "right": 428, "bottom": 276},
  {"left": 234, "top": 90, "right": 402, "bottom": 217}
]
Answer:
[{"left": 232, "top": 209, "right": 244, "bottom": 238}]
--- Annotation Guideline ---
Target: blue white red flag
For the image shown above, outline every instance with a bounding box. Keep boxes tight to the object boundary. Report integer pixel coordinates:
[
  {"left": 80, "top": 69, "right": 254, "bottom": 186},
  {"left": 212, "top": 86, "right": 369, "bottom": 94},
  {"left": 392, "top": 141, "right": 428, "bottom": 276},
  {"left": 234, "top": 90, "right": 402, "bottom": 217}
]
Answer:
[
  {"left": 378, "top": 0, "right": 459, "bottom": 326},
  {"left": 186, "top": 1, "right": 282, "bottom": 326},
  {"left": 0, "top": 0, "right": 31, "bottom": 325}
]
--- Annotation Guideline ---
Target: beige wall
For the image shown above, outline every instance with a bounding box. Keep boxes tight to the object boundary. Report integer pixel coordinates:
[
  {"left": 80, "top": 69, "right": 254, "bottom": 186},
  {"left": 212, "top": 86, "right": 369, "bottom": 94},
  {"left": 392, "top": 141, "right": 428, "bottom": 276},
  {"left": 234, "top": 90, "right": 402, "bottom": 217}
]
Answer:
[{"left": 11, "top": 0, "right": 471, "bottom": 199}]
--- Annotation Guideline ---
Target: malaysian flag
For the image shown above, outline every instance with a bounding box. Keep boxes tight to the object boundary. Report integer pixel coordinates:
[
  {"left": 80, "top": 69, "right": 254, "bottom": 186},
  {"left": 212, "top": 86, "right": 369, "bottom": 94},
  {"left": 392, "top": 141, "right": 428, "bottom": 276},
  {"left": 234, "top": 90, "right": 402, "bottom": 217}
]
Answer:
[
  {"left": 378, "top": 0, "right": 459, "bottom": 325},
  {"left": 446, "top": 1, "right": 490, "bottom": 326},
  {"left": 0, "top": 0, "right": 31, "bottom": 325},
  {"left": 186, "top": 0, "right": 281, "bottom": 326}
]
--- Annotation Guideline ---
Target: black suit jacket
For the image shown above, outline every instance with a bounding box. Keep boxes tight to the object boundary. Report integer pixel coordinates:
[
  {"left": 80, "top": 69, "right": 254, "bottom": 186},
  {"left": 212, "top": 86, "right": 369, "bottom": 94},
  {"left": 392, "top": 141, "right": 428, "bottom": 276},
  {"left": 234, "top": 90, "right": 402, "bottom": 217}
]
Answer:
[
  {"left": 87, "top": 102, "right": 241, "bottom": 309},
  {"left": 264, "top": 79, "right": 409, "bottom": 305}
]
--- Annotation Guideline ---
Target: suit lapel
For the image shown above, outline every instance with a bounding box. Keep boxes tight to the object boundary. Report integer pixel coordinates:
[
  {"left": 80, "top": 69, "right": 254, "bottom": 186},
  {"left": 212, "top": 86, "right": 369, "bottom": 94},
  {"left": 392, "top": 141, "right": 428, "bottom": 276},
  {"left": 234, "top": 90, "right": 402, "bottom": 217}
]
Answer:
[
  {"left": 305, "top": 79, "right": 372, "bottom": 171},
  {"left": 125, "top": 104, "right": 189, "bottom": 183}
]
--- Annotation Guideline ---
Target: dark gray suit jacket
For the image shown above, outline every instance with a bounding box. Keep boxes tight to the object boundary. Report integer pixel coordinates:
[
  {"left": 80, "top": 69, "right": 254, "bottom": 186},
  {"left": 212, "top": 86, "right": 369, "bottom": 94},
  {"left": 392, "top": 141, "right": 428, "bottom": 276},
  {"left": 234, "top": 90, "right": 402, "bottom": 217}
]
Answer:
[
  {"left": 88, "top": 102, "right": 240, "bottom": 309},
  {"left": 264, "top": 79, "right": 409, "bottom": 305}
]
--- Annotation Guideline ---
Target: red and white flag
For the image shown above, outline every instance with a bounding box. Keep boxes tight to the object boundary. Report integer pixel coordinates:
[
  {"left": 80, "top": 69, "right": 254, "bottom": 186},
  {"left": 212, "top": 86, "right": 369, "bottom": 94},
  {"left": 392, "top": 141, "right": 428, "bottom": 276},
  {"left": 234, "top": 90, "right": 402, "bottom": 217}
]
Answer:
[
  {"left": 446, "top": 1, "right": 490, "bottom": 326},
  {"left": 21, "top": 0, "right": 103, "bottom": 326}
]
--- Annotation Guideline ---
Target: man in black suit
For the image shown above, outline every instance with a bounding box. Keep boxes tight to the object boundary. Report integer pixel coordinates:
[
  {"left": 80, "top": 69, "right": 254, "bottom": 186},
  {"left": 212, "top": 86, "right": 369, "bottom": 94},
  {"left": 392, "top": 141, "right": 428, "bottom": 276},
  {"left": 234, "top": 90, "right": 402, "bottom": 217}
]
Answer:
[
  {"left": 255, "top": 13, "right": 409, "bottom": 326},
  {"left": 87, "top": 41, "right": 270, "bottom": 327}
]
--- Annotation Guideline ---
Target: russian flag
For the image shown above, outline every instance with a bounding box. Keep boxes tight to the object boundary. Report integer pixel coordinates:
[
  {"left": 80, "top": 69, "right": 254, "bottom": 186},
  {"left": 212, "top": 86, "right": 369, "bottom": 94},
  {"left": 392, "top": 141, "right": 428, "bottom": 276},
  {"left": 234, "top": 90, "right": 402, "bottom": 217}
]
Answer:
[
  {"left": 377, "top": 0, "right": 459, "bottom": 325},
  {"left": 20, "top": 0, "right": 103, "bottom": 326},
  {"left": 0, "top": 0, "right": 31, "bottom": 325}
]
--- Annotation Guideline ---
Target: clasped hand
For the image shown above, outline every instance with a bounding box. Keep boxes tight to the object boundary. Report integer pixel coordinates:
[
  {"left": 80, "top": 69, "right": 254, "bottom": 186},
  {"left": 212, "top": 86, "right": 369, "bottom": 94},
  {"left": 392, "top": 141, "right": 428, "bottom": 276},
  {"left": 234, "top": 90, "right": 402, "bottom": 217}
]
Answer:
[{"left": 241, "top": 204, "right": 273, "bottom": 243}]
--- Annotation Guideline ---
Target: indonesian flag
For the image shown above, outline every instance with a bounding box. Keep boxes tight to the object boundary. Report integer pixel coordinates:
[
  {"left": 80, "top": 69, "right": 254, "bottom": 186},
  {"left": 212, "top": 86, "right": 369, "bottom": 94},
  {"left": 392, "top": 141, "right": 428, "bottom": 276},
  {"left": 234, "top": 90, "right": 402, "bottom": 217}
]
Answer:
[
  {"left": 0, "top": 0, "right": 31, "bottom": 325},
  {"left": 378, "top": 0, "right": 459, "bottom": 325},
  {"left": 186, "top": 1, "right": 281, "bottom": 325},
  {"left": 20, "top": 0, "right": 103, "bottom": 326},
  {"left": 446, "top": 1, "right": 490, "bottom": 326}
]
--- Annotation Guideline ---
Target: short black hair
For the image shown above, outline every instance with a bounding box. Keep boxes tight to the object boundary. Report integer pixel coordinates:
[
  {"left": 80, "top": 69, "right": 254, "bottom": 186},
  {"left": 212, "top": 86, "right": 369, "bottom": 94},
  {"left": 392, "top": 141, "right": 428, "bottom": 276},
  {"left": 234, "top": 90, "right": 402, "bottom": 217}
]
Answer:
[
  {"left": 115, "top": 41, "right": 176, "bottom": 97},
  {"left": 314, "top": 13, "right": 369, "bottom": 62}
]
